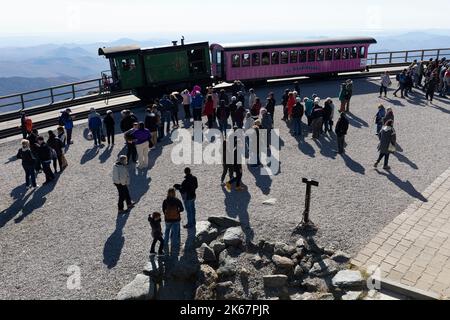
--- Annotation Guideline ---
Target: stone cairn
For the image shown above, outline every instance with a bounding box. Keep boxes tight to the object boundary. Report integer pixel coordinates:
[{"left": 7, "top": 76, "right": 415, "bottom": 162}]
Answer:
[{"left": 117, "top": 216, "right": 368, "bottom": 300}]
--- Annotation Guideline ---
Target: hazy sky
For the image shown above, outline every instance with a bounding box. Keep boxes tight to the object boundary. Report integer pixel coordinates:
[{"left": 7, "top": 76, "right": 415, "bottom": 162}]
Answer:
[{"left": 2, "top": 0, "right": 449, "bottom": 38}]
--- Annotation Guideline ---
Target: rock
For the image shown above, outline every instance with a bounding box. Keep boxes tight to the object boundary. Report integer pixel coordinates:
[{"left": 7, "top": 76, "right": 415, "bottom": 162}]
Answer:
[
  {"left": 262, "top": 198, "right": 277, "bottom": 205},
  {"left": 142, "top": 259, "right": 162, "bottom": 279},
  {"left": 301, "top": 277, "right": 329, "bottom": 292},
  {"left": 309, "top": 259, "right": 338, "bottom": 277},
  {"left": 197, "top": 243, "right": 217, "bottom": 264},
  {"left": 195, "top": 221, "right": 219, "bottom": 246},
  {"left": 210, "top": 240, "right": 226, "bottom": 256},
  {"left": 294, "top": 265, "right": 304, "bottom": 278},
  {"left": 208, "top": 216, "right": 241, "bottom": 229},
  {"left": 263, "top": 275, "right": 288, "bottom": 288},
  {"left": 290, "top": 292, "right": 314, "bottom": 300},
  {"left": 117, "top": 274, "right": 155, "bottom": 300},
  {"left": 272, "top": 255, "right": 295, "bottom": 270},
  {"left": 240, "top": 268, "right": 250, "bottom": 278},
  {"left": 274, "top": 242, "right": 296, "bottom": 257},
  {"left": 341, "top": 291, "right": 363, "bottom": 300},
  {"left": 251, "top": 254, "right": 266, "bottom": 269},
  {"left": 295, "top": 238, "right": 306, "bottom": 248},
  {"left": 168, "top": 257, "right": 200, "bottom": 281},
  {"left": 323, "top": 247, "right": 335, "bottom": 256},
  {"left": 195, "top": 265, "right": 218, "bottom": 300},
  {"left": 217, "top": 263, "right": 237, "bottom": 278},
  {"left": 331, "top": 251, "right": 352, "bottom": 264},
  {"left": 223, "top": 227, "right": 244, "bottom": 247},
  {"left": 332, "top": 270, "right": 364, "bottom": 289},
  {"left": 259, "top": 240, "right": 275, "bottom": 255},
  {"left": 317, "top": 293, "right": 335, "bottom": 300}
]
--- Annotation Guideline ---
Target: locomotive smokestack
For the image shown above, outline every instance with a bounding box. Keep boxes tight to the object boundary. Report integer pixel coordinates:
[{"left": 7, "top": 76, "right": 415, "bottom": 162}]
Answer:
[
  {"left": 181, "top": 36, "right": 185, "bottom": 46},
  {"left": 172, "top": 41, "right": 178, "bottom": 46}
]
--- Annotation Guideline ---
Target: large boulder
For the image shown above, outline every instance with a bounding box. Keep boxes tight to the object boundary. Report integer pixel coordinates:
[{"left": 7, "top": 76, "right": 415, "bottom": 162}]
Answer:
[
  {"left": 301, "top": 277, "right": 329, "bottom": 292},
  {"left": 309, "top": 259, "right": 338, "bottom": 277},
  {"left": 272, "top": 255, "right": 295, "bottom": 270},
  {"left": 263, "top": 275, "right": 288, "bottom": 288},
  {"left": 274, "top": 242, "right": 296, "bottom": 257},
  {"left": 208, "top": 216, "right": 241, "bottom": 229},
  {"left": 332, "top": 270, "right": 364, "bottom": 289},
  {"left": 117, "top": 274, "right": 155, "bottom": 300},
  {"left": 195, "top": 265, "right": 218, "bottom": 300},
  {"left": 195, "top": 221, "right": 219, "bottom": 246},
  {"left": 197, "top": 243, "right": 217, "bottom": 264},
  {"left": 223, "top": 227, "right": 244, "bottom": 247}
]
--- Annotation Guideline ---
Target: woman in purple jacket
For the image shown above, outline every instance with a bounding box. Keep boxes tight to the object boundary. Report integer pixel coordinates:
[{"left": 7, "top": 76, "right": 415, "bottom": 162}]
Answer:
[{"left": 134, "top": 122, "right": 151, "bottom": 169}]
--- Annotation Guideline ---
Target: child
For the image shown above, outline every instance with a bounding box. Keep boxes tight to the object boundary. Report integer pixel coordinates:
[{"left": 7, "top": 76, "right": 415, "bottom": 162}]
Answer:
[{"left": 148, "top": 212, "right": 164, "bottom": 255}]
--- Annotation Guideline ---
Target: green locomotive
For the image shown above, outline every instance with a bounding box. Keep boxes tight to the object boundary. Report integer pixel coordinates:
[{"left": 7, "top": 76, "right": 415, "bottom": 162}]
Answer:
[{"left": 98, "top": 40, "right": 211, "bottom": 100}]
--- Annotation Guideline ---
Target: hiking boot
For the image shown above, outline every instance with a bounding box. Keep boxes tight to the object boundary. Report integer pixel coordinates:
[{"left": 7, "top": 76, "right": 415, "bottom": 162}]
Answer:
[
  {"left": 383, "top": 166, "right": 391, "bottom": 170},
  {"left": 118, "top": 209, "right": 127, "bottom": 214},
  {"left": 373, "top": 162, "right": 379, "bottom": 168}
]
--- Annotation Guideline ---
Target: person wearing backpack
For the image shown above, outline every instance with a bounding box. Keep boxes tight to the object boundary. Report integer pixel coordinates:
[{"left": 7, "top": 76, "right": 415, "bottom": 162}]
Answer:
[
  {"left": 393, "top": 69, "right": 407, "bottom": 98},
  {"left": 374, "top": 104, "right": 386, "bottom": 136},
  {"left": 47, "top": 130, "right": 65, "bottom": 173},
  {"left": 216, "top": 100, "right": 230, "bottom": 135},
  {"left": 16, "top": 139, "right": 38, "bottom": 188},
  {"left": 374, "top": 119, "right": 396, "bottom": 170},
  {"left": 174, "top": 167, "right": 198, "bottom": 229},
  {"left": 162, "top": 188, "right": 184, "bottom": 254},
  {"left": 19, "top": 111, "right": 33, "bottom": 139},
  {"left": 145, "top": 106, "right": 159, "bottom": 148},
  {"left": 59, "top": 108, "right": 74, "bottom": 145}
]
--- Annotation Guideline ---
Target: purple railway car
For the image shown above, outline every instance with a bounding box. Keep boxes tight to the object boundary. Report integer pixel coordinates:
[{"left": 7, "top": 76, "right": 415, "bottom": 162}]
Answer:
[{"left": 210, "top": 37, "right": 377, "bottom": 82}]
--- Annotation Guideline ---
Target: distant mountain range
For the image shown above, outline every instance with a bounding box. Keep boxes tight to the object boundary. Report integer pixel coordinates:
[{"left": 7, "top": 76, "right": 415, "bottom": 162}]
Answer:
[{"left": 0, "top": 32, "right": 449, "bottom": 97}]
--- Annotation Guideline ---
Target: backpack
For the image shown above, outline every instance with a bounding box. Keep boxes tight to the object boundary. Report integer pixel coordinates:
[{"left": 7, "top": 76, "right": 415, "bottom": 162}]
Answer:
[
  {"left": 25, "top": 118, "right": 33, "bottom": 132},
  {"left": 165, "top": 202, "right": 180, "bottom": 220}
]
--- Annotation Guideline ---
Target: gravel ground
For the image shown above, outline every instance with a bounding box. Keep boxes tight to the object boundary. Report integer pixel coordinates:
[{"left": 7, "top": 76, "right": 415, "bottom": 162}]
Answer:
[{"left": 0, "top": 76, "right": 449, "bottom": 299}]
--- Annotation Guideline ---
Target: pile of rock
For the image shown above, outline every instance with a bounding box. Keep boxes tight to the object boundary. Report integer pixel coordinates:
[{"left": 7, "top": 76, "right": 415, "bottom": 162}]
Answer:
[{"left": 117, "top": 216, "right": 368, "bottom": 300}]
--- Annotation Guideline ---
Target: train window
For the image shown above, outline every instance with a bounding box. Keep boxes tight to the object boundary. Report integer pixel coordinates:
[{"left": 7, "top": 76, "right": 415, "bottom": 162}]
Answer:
[
  {"left": 308, "top": 49, "right": 316, "bottom": 62},
  {"left": 242, "top": 53, "right": 251, "bottom": 67},
  {"left": 121, "top": 58, "right": 136, "bottom": 71},
  {"left": 359, "top": 46, "right": 366, "bottom": 58},
  {"left": 334, "top": 48, "right": 341, "bottom": 60},
  {"left": 290, "top": 50, "right": 298, "bottom": 63},
  {"left": 252, "top": 53, "right": 260, "bottom": 66},
  {"left": 317, "top": 49, "right": 325, "bottom": 61},
  {"left": 299, "top": 50, "right": 307, "bottom": 62},
  {"left": 271, "top": 51, "right": 280, "bottom": 64},
  {"left": 351, "top": 47, "right": 358, "bottom": 59},
  {"left": 343, "top": 48, "right": 350, "bottom": 59},
  {"left": 281, "top": 51, "right": 289, "bottom": 64},
  {"left": 262, "top": 52, "right": 270, "bottom": 65},
  {"left": 232, "top": 54, "right": 240, "bottom": 68},
  {"left": 325, "top": 48, "right": 333, "bottom": 61}
]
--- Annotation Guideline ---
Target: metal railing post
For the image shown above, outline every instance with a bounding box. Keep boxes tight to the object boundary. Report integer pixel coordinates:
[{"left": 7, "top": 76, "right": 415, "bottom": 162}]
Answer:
[
  {"left": 20, "top": 94, "right": 25, "bottom": 110},
  {"left": 72, "top": 84, "right": 76, "bottom": 99},
  {"left": 375, "top": 53, "right": 378, "bottom": 65},
  {"left": 421, "top": 50, "right": 424, "bottom": 61},
  {"left": 98, "top": 79, "right": 102, "bottom": 94},
  {"left": 437, "top": 49, "right": 441, "bottom": 60},
  {"left": 389, "top": 52, "right": 393, "bottom": 64},
  {"left": 405, "top": 51, "right": 409, "bottom": 62},
  {"left": 50, "top": 88, "right": 54, "bottom": 104}
]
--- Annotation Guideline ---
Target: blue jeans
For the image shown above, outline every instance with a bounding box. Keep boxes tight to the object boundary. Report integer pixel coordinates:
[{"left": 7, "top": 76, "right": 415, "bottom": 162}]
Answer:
[
  {"left": 219, "top": 120, "right": 228, "bottom": 135},
  {"left": 292, "top": 118, "right": 301, "bottom": 136},
  {"left": 23, "top": 164, "right": 36, "bottom": 187},
  {"left": 184, "top": 199, "right": 196, "bottom": 227},
  {"left": 91, "top": 127, "right": 102, "bottom": 145},
  {"left": 164, "top": 221, "right": 180, "bottom": 253}
]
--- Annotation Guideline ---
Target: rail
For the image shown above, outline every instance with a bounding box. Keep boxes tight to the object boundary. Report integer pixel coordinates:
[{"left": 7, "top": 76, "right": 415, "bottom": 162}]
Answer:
[{"left": 367, "top": 48, "right": 450, "bottom": 67}]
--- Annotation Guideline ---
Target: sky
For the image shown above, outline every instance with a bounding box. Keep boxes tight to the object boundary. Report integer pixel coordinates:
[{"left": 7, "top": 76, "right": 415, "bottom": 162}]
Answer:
[{"left": 1, "top": 0, "right": 449, "bottom": 44}]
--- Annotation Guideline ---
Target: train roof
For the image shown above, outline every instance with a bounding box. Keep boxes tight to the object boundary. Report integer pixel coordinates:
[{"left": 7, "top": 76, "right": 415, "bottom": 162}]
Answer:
[
  {"left": 216, "top": 37, "right": 377, "bottom": 51},
  {"left": 98, "top": 42, "right": 209, "bottom": 57}
]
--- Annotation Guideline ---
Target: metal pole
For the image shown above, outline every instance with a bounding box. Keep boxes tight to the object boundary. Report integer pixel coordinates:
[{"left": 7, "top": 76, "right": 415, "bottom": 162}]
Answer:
[
  {"left": 405, "top": 51, "right": 409, "bottom": 63},
  {"left": 20, "top": 94, "right": 25, "bottom": 111},
  {"left": 389, "top": 52, "right": 393, "bottom": 64},
  {"left": 375, "top": 53, "right": 378, "bottom": 65},
  {"left": 437, "top": 49, "right": 441, "bottom": 60},
  {"left": 50, "top": 88, "right": 54, "bottom": 104},
  {"left": 72, "top": 84, "right": 76, "bottom": 99},
  {"left": 421, "top": 50, "right": 424, "bottom": 61}
]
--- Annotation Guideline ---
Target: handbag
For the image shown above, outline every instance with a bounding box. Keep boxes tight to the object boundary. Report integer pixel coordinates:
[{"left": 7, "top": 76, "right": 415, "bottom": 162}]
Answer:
[{"left": 388, "top": 143, "right": 396, "bottom": 153}]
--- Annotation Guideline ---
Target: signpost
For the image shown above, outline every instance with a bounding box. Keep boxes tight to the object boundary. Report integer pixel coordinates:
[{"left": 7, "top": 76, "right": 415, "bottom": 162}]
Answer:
[{"left": 295, "top": 178, "right": 319, "bottom": 231}]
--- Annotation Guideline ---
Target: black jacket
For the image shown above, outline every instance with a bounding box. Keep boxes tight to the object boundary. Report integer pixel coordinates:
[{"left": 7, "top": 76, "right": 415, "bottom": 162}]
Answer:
[
  {"left": 323, "top": 102, "right": 333, "bottom": 119},
  {"left": 145, "top": 114, "right": 159, "bottom": 132},
  {"left": 266, "top": 98, "right": 275, "bottom": 116},
  {"left": 104, "top": 114, "right": 115, "bottom": 130},
  {"left": 335, "top": 116, "right": 349, "bottom": 136},
  {"left": 17, "top": 148, "right": 35, "bottom": 166},
  {"left": 35, "top": 143, "right": 52, "bottom": 161},
  {"left": 47, "top": 136, "right": 64, "bottom": 156},
  {"left": 175, "top": 174, "right": 198, "bottom": 201},
  {"left": 120, "top": 114, "right": 138, "bottom": 133},
  {"left": 216, "top": 106, "right": 230, "bottom": 121},
  {"left": 148, "top": 215, "right": 162, "bottom": 238},
  {"left": 310, "top": 106, "right": 324, "bottom": 120},
  {"left": 291, "top": 103, "right": 304, "bottom": 119}
]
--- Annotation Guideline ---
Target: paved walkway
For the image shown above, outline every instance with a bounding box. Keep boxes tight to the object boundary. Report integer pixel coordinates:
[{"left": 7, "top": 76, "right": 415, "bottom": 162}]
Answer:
[{"left": 353, "top": 167, "right": 450, "bottom": 299}]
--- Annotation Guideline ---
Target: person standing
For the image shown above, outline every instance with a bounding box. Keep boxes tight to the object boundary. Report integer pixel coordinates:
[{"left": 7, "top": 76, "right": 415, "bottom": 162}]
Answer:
[
  {"left": 235, "top": 102, "right": 246, "bottom": 128},
  {"left": 59, "top": 108, "right": 74, "bottom": 145},
  {"left": 374, "top": 119, "right": 396, "bottom": 170},
  {"left": 335, "top": 112, "right": 349, "bottom": 154},
  {"left": 425, "top": 73, "right": 438, "bottom": 103},
  {"left": 57, "top": 126, "right": 67, "bottom": 147},
  {"left": 145, "top": 107, "right": 159, "bottom": 148},
  {"left": 383, "top": 107, "right": 394, "bottom": 126},
  {"left": 170, "top": 94, "right": 180, "bottom": 128},
  {"left": 380, "top": 71, "right": 391, "bottom": 98},
  {"left": 310, "top": 98, "right": 324, "bottom": 140},
  {"left": 103, "top": 110, "right": 115, "bottom": 146},
  {"left": 181, "top": 89, "right": 192, "bottom": 127},
  {"left": 250, "top": 97, "right": 262, "bottom": 118},
  {"left": 265, "top": 92, "right": 276, "bottom": 123},
  {"left": 120, "top": 109, "right": 138, "bottom": 133},
  {"left": 204, "top": 94, "right": 216, "bottom": 129},
  {"left": 16, "top": 139, "right": 38, "bottom": 188},
  {"left": 322, "top": 98, "right": 334, "bottom": 133},
  {"left": 174, "top": 168, "right": 198, "bottom": 229},
  {"left": 162, "top": 188, "right": 184, "bottom": 254},
  {"left": 35, "top": 136, "right": 55, "bottom": 184},
  {"left": 304, "top": 96, "right": 314, "bottom": 127},
  {"left": 226, "top": 147, "right": 243, "bottom": 192},
  {"left": 393, "top": 69, "right": 407, "bottom": 98},
  {"left": 20, "top": 111, "right": 33, "bottom": 139},
  {"left": 134, "top": 122, "right": 151, "bottom": 169},
  {"left": 221, "top": 140, "right": 234, "bottom": 186},
  {"left": 88, "top": 108, "right": 103, "bottom": 147},
  {"left": 281, "top": 89, "right": 290, "bottom": 121},
  {"left": 291, "top": 98, "right": 304, "bottom": 136},
  {"left": 124, "top": 122, "right": 138, "bottom": 163},
  {"left": 159, "top": 95, "right": 173, "bottom": 136},
  {"left": 248, "top": 88, "right": 257, "bottom": 111},
  {"left": 191, "top": 91, "right": 204, "bottom": 122},
  {"left": 217, "top": 100, "right": 230, "bottom": 135},
  {"left": 112, "top": 155, "right": 134, "bottom": 214},
  {"left": 338, "top": 82, "right": 349, "bottom": 113},
  {"left": 287, "top": 92, "right": 296, "bottom": 121},
  {"left": 374, "top": 104, "right": 386, "bottom": 136},
  {"left": 148, "top": 212, "right": 164, "bottom": 255},
  {"left": 47, "top": 130, "right": 65, "bottom": 173},
  {"left": 229, "top": 96, "right": 238, "bottom": 127}
]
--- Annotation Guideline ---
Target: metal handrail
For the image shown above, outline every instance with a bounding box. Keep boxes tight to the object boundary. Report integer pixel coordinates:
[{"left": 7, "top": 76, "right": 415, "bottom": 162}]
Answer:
[{"left": 367, "top": 48, "right": 450, "bottom": 66}]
